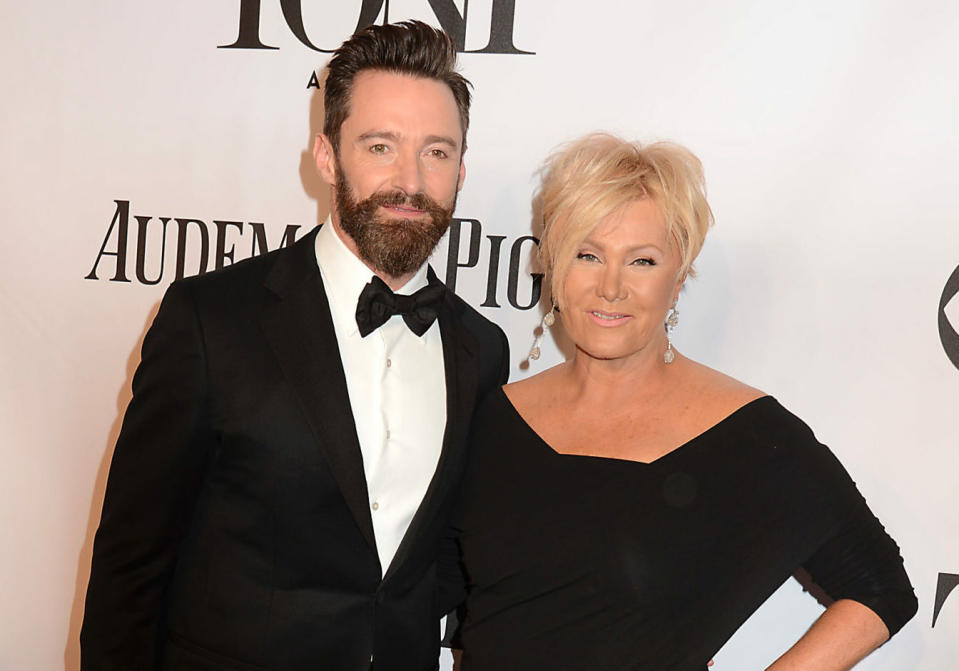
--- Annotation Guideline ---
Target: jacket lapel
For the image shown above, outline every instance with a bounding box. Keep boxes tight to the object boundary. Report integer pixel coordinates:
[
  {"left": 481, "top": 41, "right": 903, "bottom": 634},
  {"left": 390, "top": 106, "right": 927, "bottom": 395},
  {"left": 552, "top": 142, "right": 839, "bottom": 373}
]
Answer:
[
  {"left": 259, "top": 228, "right": 377, "bottom": 554},
  {"left": 383, "top": 272, "right": 478, "bottom": 584}
]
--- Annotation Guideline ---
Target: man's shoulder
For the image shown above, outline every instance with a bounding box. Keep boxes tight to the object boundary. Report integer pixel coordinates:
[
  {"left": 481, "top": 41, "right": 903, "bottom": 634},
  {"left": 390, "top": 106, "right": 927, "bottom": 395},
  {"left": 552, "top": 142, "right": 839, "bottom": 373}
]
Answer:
[
  {"left": 440, "top": 281, "right": 503, "bottom": 339},
  {"left": 174, "top": 227, "right": 318, "bottom": 301},
  {"left": 434, "top": 278, "right": 510, "bottom": 384}
]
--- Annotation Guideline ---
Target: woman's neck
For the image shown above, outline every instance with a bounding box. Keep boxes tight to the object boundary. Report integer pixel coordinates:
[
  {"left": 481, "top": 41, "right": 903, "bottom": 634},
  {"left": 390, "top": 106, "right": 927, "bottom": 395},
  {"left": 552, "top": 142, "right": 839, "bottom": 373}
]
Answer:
[{"left": 559, "top": 344, "right": 682, "bottom": 407}]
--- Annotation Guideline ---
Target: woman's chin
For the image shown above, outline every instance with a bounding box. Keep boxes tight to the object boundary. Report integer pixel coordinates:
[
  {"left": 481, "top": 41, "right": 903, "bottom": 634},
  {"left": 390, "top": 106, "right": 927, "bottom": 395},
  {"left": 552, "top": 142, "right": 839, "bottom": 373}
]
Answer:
[{"left": 575, "top": 342, "right": 650, "bottom": 363}]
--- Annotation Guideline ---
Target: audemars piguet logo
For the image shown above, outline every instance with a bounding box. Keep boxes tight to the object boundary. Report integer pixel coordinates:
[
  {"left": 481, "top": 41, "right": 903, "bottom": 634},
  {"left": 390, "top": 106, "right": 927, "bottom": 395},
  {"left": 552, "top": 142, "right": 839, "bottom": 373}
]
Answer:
[
  {"left": 219, "top": 0, "right": 534, "bottom": 55},
  {"left": 84, "top": 200, "right": 301, "bottom": 284},
  {"left": 933, "top": 572, "right": 959, "bottom": 628},
  {"left": 85, "top": 200, "right": 542, "bottom": 311},
  {"left": 445, "top": 217, "right": 542, "bottom": 310},
  {"left": 939, "top": 265, "right": 959, "bottom": 370}
]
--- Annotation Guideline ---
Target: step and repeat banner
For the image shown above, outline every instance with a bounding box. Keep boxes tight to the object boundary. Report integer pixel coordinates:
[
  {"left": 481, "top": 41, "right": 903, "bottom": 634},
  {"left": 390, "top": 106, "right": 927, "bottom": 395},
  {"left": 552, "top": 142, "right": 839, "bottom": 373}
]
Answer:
[{"left": 2, "top": 2, "right": 957, "bottom": 669}]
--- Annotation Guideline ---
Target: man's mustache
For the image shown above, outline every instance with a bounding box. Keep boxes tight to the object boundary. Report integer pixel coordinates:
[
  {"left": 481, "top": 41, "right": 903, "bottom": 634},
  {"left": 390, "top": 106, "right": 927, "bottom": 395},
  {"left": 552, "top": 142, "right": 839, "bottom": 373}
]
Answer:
[{"left": 366, "top": 190, "right": 438, "bottom": 211}]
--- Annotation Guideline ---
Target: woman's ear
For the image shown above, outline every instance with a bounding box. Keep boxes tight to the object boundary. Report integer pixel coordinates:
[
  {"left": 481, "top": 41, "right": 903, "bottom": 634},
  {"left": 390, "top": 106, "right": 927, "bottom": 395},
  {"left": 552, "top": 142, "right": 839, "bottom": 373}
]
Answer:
[{"left": 672, "top": 273, "right": 687, "bottom": 304}]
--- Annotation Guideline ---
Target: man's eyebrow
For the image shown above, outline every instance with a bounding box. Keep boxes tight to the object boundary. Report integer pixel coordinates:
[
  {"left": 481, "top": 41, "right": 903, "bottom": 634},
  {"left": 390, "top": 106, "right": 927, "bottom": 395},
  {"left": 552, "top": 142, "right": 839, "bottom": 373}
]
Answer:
[
  {"left": 424, "top": 134, "right": 459, "bottom": 148},
  {"left": 356, "top": 130, "right": 400, "bottom": 143},
  {"left": 354, "top": 130, "right": 459, "bottom": 149}
]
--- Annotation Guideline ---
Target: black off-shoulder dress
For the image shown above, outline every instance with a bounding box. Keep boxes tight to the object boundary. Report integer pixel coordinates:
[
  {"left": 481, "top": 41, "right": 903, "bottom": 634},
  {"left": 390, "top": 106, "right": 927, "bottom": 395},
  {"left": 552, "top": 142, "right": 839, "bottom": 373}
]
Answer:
[{"left": 449, "top": 390, "right": 917, "bottom": 671}]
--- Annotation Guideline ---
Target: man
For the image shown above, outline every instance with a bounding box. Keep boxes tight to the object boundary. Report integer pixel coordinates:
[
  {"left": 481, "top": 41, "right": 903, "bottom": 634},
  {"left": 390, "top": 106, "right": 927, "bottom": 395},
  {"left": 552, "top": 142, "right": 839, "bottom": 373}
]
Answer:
[{"left": 81, "top": 21, "right": 509, "bottom": 670}]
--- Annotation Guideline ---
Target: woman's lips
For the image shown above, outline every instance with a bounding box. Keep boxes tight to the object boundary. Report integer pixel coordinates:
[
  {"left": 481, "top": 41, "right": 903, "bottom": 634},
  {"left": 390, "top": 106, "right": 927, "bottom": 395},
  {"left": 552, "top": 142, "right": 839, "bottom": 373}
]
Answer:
[{"left": 587, "top": 310, "right": 632, "bottom": 326}]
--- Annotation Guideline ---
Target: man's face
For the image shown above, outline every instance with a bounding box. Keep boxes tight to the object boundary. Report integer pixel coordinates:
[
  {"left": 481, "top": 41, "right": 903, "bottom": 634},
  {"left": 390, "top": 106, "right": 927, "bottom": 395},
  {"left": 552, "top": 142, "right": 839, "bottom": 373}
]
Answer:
[{"left": 315, "top": 70, "right": 466, "bottom": 279}]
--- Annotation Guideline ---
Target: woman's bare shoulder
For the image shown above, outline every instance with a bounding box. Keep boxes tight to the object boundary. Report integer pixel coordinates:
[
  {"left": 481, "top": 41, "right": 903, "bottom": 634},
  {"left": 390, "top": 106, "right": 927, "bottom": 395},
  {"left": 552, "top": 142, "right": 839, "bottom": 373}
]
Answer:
[
  {"left": 678, "top": 358, "right": 766, "bottom": 411},
  {"left": 503, "top": 364, "right": 568, "bottom": 409}
]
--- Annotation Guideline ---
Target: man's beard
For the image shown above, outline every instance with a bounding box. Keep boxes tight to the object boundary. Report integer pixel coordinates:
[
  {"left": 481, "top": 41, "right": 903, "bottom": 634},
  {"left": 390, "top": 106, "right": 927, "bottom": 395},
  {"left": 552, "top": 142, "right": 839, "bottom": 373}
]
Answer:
[{"left": 334, "top": 171, "right": 456, "bottom": 278}]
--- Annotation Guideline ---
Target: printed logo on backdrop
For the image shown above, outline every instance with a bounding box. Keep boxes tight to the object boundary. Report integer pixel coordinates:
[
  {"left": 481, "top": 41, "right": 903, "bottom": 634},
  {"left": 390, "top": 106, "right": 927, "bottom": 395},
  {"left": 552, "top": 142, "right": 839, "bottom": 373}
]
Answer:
[
  {"left": 219, "top": 0, "right": 534, "bottom": 55},
  {"left": 933, "top": 572, "right": 959, "bottom": 628},
  {"left": 939, "top": 265, "right": 959, "bottom": 370},
  {"left": 85, "top": 200, "right": 542, "bottom": 311}
]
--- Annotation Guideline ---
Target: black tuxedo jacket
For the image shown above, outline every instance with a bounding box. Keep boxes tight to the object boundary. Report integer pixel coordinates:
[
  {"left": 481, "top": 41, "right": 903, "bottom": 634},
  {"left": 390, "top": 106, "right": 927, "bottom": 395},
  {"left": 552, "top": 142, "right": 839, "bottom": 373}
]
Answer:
[{"left": 81, "top": 226, "right": 509, "bottom": 671}]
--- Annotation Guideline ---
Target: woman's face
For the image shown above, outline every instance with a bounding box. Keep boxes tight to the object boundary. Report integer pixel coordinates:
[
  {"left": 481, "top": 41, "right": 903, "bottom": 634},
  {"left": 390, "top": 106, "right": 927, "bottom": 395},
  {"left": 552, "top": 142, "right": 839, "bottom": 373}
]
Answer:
[{"left": 561, "top": 198, "right": 684, "bottom": 363}]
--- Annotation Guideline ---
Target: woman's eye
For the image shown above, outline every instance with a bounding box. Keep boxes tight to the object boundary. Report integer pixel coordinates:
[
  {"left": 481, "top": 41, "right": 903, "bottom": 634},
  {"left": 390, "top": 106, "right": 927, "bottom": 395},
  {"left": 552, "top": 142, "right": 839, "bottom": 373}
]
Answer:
[
  {"left": 576, "top": 252, "right": 599, "bottom": 262},
  {"left": 631, "top": 257, "right": 656, "bottom": 266}
]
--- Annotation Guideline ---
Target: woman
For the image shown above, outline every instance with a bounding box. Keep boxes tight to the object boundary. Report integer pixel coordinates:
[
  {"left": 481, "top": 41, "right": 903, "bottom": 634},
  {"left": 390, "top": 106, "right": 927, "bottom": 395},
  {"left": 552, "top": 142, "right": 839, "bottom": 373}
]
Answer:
[{"left": 447, "top": 134, "right": 917, "bottom": 669}]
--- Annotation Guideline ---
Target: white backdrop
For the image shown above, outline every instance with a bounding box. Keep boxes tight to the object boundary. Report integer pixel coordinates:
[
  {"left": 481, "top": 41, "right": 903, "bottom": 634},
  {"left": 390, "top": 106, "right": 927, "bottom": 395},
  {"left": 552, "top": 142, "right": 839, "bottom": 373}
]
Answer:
[{"left": 1, "top": 2, "right": 957, "bottom": 669}]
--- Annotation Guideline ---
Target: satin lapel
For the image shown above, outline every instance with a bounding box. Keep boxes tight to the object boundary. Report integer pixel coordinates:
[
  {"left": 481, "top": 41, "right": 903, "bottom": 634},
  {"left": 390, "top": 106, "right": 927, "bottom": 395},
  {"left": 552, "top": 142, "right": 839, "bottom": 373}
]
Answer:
[
  {"left": 259, "top": 230, "right": 377, "bottom": 554},
  {"left": 382, "top": 285, "right": 478, "bottom": 584}
]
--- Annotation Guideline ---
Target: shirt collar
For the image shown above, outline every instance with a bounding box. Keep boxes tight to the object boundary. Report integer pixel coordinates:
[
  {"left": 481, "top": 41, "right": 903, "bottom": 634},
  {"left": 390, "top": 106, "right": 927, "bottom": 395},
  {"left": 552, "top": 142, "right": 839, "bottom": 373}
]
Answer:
[{"left": 314, "top": 216, "right": 431, "bottom": 337}]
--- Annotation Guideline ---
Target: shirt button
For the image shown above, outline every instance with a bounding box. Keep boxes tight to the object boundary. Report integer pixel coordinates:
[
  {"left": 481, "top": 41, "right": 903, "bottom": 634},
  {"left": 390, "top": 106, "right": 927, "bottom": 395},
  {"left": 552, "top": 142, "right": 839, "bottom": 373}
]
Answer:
[
  {"left": 386, "top": 358, "right": 392, "bottom": 368},
  {"left": 372, "top": 501, "right": 379, "bottom": 511}
]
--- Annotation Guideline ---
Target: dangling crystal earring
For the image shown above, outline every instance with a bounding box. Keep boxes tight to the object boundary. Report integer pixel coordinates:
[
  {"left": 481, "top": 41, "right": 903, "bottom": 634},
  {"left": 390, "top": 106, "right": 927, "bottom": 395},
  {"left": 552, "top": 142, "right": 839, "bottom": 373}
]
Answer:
[
  {"left": 664, "top": 306, "right": 679, "bottom": 364},
  {"left": 543, "top": 307, "right": 556, "bottom": 327},
  {"left": 529, "top": 305, "right": 556, "bottom": 361}
]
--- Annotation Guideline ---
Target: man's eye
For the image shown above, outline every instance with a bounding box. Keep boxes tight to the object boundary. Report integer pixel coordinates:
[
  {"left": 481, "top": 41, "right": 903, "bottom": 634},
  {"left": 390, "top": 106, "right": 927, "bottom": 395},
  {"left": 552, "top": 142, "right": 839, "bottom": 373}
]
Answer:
[
  {"left": 370, "top": 144, "right": 388, "bottom": 154},
  {"left": 576, "top": 252, "right": 599, "bottom": 262},
  {"left": 428, "top": 148, "right": 448, "bottom": 159}
]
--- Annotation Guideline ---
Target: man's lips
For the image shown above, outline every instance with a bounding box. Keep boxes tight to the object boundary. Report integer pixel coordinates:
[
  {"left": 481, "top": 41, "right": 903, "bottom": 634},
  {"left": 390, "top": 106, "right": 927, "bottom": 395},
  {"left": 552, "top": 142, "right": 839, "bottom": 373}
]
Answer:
[
  {"left": 381, "top": 204, "right": 426, "bottom": 215},
  {"left": 587, "top": 310, "right": 632, "bottom": 326}
]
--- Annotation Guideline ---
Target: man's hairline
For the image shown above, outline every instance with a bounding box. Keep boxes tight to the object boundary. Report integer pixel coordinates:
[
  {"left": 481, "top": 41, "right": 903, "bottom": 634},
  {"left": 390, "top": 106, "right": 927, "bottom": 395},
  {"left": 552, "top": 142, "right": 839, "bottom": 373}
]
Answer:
[{"left": 328, "top": 66, "right": 469, "bottom": 157}]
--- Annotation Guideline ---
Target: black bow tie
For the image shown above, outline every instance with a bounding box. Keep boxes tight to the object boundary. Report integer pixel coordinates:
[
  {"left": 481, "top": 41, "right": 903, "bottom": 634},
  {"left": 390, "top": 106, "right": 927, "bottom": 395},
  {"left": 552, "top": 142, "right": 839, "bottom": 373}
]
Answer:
[{"left": 355, "top": 275, "right": 445, "bottom": 337}]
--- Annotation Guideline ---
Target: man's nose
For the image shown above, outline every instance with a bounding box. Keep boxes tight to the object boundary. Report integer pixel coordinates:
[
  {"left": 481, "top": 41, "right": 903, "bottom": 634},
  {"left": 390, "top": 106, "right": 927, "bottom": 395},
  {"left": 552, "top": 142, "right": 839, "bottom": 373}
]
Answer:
[{"left": 391, "top": 151, "right": 425, "bottom": 197}]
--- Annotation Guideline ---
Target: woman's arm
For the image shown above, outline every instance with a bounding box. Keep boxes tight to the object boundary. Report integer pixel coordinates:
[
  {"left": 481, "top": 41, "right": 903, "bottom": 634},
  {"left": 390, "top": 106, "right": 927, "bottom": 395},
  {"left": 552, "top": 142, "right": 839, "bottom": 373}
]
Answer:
[
  {"left": 768, "top": 413, "right": 917, "bottom": 667},
  {"left": 767, "top": 599, "right": 888, "bottom": 670}
]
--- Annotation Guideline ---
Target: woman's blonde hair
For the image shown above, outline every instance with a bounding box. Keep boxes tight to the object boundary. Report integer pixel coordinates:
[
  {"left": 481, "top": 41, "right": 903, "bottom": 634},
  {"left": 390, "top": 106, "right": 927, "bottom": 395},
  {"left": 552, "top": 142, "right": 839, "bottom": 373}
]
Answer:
[{"left": 538, "top": 133, "right": 714, "bottom": 308}]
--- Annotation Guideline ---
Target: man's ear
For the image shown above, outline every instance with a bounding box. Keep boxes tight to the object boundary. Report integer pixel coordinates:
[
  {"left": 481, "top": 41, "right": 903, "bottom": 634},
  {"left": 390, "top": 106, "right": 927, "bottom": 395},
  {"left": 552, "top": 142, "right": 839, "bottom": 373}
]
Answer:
[
  {"left": 457, "top": 156, "right": 466, "bottom": 192},
  {"left": 313, "top": 133, "right": 337, "bottom": 186}
]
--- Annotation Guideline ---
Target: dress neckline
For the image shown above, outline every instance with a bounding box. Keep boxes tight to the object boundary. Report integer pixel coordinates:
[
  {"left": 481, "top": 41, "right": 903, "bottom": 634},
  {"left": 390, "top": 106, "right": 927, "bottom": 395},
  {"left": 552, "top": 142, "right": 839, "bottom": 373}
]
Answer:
[{"left": 496, "top": 386, "right": 774, "bottom": 467}]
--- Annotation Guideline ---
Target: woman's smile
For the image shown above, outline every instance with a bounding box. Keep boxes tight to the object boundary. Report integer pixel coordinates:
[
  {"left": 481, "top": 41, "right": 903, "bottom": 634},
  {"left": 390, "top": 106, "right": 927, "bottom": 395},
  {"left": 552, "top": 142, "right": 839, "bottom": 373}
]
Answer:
[{"left": 587, "top": 310, "right": 632, "bottom": 326}]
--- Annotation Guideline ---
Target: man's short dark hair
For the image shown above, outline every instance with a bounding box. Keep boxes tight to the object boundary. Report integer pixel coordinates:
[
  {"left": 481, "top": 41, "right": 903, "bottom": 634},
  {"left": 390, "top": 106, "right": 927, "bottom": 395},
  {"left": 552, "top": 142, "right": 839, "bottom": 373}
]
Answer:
[{"left": 323, "top": 20, "right": 472, "bottom": 153}]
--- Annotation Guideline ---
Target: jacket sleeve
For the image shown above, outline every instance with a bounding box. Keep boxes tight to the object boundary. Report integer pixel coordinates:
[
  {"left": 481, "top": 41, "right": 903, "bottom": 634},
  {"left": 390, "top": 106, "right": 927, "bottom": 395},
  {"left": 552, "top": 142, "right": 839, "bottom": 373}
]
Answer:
[
  {"left": 81, "top": 280, "right": 213, "bottom": 670},
  {"left": 496, "top": 326, "right": 510, "bottom": 385},
  {"left": 438, "top": 322, "right": 508, "bottom": 646},
  {"left": 437, "top": 514, "right": 468, "bottom": 647}
]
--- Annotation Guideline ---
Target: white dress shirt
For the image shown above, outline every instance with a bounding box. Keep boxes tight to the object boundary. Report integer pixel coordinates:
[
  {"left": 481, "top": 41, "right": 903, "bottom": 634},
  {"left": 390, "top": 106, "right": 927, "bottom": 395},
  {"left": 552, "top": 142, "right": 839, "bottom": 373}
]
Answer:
[{"left": 314, "top": 219, "right": 447, "bottom": 576}]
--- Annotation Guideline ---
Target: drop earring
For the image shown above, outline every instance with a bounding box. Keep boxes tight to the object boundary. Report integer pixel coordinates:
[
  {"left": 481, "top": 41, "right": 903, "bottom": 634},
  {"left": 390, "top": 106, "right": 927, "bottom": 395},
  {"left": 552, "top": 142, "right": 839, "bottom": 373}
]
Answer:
[
  {"left": 543, "top": 307, "right": 556, "bottom": 328},
  {"left": 664, "top": 306, "right": 679, "bottom": 364},
  {"left": 529, "top": 305, "right": 556, "bottom": 361}
]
